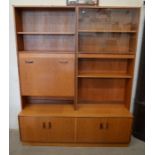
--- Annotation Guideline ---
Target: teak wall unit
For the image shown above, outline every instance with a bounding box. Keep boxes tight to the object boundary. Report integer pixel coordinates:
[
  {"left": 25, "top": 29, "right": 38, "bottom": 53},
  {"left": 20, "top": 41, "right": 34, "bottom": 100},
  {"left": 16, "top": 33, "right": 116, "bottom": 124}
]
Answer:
[{"left": 14, "top": 6, "right": 140, "bottom": 146}]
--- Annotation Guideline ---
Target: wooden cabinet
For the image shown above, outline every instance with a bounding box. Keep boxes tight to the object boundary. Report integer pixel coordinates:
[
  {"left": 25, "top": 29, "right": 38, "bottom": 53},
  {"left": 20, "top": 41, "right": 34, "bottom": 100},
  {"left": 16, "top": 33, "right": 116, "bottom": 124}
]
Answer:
[
  {"left": 14, "top": 6, "right": 140, "bottom": 146},
  {"left": 77, "top": 118, "right": 132, "bottom": 143},
  {"left": 19, "top": 116, "right": 132, "bottom": 144},
  {"left": 19, "top": 117, "right": 75, "bottom": 143},
  {"left": 19, "top": 53, "right": 75, "bottom": 97}
]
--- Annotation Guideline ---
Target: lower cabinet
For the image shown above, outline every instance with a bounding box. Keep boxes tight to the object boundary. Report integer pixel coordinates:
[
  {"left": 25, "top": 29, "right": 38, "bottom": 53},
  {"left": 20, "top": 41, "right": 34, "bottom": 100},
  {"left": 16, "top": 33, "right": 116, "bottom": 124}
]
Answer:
[
  {"left": 19, "top": 117, "right": 75, "bottom": 143},
  {"left": 19, "top": 117, "right": 132, "bottom": 144},
  {"left": 76, "top": 118, "right": 132, "bottom": 143}
]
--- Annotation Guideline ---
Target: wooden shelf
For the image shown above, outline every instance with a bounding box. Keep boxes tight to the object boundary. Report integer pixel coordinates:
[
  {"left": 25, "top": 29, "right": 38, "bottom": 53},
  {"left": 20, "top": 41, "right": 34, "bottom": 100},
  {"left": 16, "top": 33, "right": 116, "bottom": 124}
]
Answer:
[
  {"left": 78, "top": 53, "right": 135, "bottom": 59},
  {"left": 19, "top": 50, "right": 75, "bottom": 54},
  {"left": 78, "top": 30, "right": 137, "bottom": 33},
  {"left": 19, "top": 103, "right": 132, "bottom": 117},
  {"left": 78, "top": 73, "right": 132, "bottom": 79},
  {"left": 79, "top": 51, "right": 135, "bottom": 54},
  {"left": 17, "top": 32, "right": 75, "bottom": 35}
]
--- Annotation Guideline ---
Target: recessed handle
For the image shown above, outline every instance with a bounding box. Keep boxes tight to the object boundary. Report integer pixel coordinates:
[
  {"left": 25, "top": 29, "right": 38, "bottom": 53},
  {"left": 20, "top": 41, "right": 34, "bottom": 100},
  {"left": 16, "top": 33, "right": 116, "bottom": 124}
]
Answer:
[
  {"left": 58, "top": 60, "right": 68, "bottom": 64},
  {"left": 25, "top": 60, "right": 34, "bottom": 64}
]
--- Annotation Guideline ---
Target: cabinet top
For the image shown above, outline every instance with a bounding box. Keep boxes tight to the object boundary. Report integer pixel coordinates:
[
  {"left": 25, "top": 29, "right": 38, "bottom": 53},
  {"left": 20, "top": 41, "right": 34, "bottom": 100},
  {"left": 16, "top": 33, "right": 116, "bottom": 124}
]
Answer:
[{"left": 13, "top": 5, "right": 141, "bottom": 9}]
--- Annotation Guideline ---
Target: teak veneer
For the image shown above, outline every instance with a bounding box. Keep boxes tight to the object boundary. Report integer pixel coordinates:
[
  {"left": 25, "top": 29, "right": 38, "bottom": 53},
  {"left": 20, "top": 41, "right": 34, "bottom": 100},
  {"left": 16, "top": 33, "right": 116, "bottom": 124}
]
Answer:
[{"left": 14, "top": 5, "right": 140, "bottom": 146}]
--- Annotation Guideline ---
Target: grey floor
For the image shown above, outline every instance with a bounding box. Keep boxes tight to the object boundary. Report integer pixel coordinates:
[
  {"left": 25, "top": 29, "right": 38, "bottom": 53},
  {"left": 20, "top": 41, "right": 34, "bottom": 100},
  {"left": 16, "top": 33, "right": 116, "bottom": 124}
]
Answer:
[{"left": 10, "top": 129, "right": 145, "bottom": 155}]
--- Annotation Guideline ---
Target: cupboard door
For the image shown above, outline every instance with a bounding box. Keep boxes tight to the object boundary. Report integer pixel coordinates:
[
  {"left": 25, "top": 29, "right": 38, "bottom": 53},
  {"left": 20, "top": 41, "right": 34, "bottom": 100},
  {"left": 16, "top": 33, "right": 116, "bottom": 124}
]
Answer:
[
  {"left": 76, "top": 118, "right": 132, "bottom": 143},
  {"left": 19, "top": 117, "right": 75, "bottom": 143},
  {"left": 76, "top": 118, "right": 105, "bottom": 143},
  {"left": 19, "top": 53, "right": 75, "bottom": 97}
]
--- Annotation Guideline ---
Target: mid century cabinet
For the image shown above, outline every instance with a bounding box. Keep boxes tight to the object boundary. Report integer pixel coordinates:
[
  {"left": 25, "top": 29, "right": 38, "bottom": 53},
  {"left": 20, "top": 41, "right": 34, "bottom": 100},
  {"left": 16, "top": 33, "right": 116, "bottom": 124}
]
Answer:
[{"left": 14, "top": 5, "right": 140, "bottom": 146}]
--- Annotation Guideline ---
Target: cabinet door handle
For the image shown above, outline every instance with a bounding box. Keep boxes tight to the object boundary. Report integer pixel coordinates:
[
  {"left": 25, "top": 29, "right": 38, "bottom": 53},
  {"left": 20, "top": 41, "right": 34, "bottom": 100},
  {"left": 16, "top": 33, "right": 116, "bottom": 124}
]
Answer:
[
  {"left": 100, "top": 123, "right": 109, "bottom": 130},
  {"left": 58, "top": 60, "right": 68, "bottom": 64},
  {"left": 105, "top": 122, "right": 109, "bottom": 129},
  {"left": 25, "top": 60, "right": 34, "bottom": 64},
  {"left": 103, "top": 122, "right": 109, "bottom": 130},
  {"left": 42, "top": 122, "right": 46, "bottom": 129},
  {"left": 48, "top": 122, "right": 52, "bottom": 129},
  {"left": 99, "top": 123, "right": 103, "bottom": 129}
]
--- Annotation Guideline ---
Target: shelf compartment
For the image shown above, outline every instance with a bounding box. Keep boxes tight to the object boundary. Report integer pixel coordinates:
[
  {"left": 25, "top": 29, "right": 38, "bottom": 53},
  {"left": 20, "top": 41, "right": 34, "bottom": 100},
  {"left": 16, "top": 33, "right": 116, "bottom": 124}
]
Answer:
[
  {"left": 17, "top": 32, "right": 75, "bottom": 35},
  {"left": 78, "top": 58, "right": 133, "bottom": 76},
  {"left": 78, "top": 78, "right": 127, "bottom": 103},
  {"left": 79, "top": 8, "right": 139, "bottom": 32},
  {"left": 17, "top": 34, "right": 75, "bottom": 52},
  {"left": 78, "top": 73, "right": 132, "bottom": 79},
  {"left": 79, "top": 32, "right": 136, "bottom": 54},
  {"left": 15, "top": 7, "right": 76, "bottom": 33},
  {"left": 78, "top": 53, "right": 135, "bottom": 59}
]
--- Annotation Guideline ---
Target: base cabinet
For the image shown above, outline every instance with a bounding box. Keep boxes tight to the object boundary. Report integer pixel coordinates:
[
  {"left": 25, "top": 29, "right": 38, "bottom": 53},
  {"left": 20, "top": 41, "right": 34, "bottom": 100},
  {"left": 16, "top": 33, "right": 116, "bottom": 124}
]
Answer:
[
  {"left": 19, "top": 117, "right": 75, "bottom": 143},
  {"left": 19, "top": 116, "right": 132, "bottom": 144},
  {"left": 77, "top": 118, "right": 132, "bottom": 143}
]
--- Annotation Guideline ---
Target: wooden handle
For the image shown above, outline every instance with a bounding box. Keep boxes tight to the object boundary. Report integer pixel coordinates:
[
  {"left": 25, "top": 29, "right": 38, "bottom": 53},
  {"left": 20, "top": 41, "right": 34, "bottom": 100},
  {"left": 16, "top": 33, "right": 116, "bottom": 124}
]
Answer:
[
  {"left": 105, "top": 122, "right": 109, "bottom": 129},
  {"left": 99, "top": 123, "right": 103, "bottom": 129},
  {"left": 48, "top": 122, "right": 52, "bottom": 129},
  {"left": 100, "top": 122, "right": 109, "bottom": 130},
  {"left": 42, "top": 122, "right": 46, "bottom": 129},
  {"left": 25, "top": 60, "right": 34, "bottom": 64}
]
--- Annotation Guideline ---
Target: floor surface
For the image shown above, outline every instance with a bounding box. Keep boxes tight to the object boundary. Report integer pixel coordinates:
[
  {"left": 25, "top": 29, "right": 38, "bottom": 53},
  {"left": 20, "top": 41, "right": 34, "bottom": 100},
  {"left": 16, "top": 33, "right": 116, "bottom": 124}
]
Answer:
[{"left": 10, "top": 129, "right": 145, "bottom": 155}]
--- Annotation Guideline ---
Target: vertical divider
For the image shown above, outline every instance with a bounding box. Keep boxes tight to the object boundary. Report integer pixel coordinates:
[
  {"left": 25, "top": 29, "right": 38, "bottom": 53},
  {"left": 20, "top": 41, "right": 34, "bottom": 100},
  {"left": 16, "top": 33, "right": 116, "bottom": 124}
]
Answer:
[{"left": 74, "top": 6, "right": 79, "bottom": 110}]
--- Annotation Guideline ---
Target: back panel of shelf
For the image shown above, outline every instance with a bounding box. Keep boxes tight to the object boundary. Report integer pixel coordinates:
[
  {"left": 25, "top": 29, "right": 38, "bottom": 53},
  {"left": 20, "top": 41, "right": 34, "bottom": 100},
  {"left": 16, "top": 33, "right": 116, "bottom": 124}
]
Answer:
[
  {"left": 15, "top": 7, "right": 76, "bottom": 53},
  {"left": 78, "top": 8, "right": 139, "bottom": 32}
]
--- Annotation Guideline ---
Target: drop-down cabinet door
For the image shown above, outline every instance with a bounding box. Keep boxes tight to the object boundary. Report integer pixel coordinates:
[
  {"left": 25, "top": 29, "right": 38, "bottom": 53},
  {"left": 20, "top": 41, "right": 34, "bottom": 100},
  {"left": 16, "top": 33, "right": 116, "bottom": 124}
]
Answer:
[{"left": 19, "top": 53, "right": 75, "bottom": 97}]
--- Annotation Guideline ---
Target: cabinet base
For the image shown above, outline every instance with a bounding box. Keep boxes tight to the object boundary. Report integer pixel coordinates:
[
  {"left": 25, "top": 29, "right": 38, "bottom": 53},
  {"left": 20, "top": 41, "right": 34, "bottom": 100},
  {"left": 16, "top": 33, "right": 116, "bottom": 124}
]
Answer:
[{"left": 22, "top": 142, "right": 130, "bottom": 147}]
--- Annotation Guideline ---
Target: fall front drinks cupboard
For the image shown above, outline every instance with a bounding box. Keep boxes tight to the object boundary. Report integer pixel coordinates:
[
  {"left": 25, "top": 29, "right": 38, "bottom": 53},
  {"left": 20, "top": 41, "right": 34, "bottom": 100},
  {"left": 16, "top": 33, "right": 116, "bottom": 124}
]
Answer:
[{"left": 14, "top": 5, "right": 140, "bottom": 146}]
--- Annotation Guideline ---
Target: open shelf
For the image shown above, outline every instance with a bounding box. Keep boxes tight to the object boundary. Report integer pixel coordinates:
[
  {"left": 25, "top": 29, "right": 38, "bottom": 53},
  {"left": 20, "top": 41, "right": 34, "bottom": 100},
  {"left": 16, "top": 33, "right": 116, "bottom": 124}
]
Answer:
[
  {"left": 79, "top": 32, "right": 136, "bottom": 54},
  {"left": 78, "top": 78, "right": 127, "bottom": 102},
  {"left": 78, "top": 73, "right": 132, "bottom": 78},
  {"left": 17, "top": 34, "right": 75, "bottom": 52},
  {"left": 20, "top": 103, "right": 131, "bottom": 117},
  {"left": 78, "top": 58, "right": 134, "bottom": 76},
  {"left": 17, "top": 32, "right": 75, "bottom": 35},
  {"left": 78, "top": 53, "right": 135, "bottom": 59},
  {"left": 15, "top": 7, "right": 76, "bottom": 33},
  {"left": 79, "top": 8, "right": 139, "bottom": 33}
]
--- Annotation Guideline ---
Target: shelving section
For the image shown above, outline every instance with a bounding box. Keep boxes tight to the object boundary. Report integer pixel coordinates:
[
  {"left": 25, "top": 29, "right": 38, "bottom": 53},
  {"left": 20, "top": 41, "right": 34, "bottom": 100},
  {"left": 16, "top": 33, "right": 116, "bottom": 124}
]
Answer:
[
  {"left": 78, "top": 8, "right": 139, "bottom": 54},
  {"left": 14, "top": 6, "right": 76, "bottom": 110},
  {"left": 77, "top": 7, "right": 139, "bottom": 110},
  {"left": 15, "top": 7, "right": 76, "bottom": 53},
  {"left": 14, "top": 6, "right": 140, "bottom": 146}
]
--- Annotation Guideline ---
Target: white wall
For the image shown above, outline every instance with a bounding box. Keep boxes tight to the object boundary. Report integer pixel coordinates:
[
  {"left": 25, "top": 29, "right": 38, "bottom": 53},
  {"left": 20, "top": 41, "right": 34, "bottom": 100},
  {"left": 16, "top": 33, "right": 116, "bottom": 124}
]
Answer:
[{"left": 9, "top": 0, "right": 144, "bottom": 129}]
